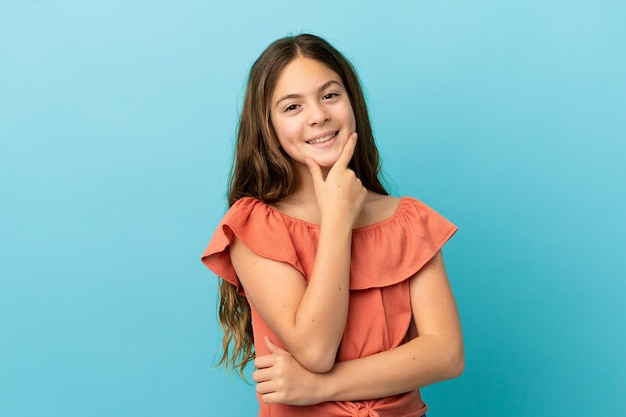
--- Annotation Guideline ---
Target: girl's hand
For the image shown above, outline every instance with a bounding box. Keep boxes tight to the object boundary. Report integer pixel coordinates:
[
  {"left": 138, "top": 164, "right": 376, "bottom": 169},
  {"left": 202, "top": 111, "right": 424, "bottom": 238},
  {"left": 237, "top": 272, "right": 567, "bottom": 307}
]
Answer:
[
  {"left": 306, "top": 133, "right": 367, "bottom": 227},
  {"left": 253, "top": 337, "right": 326, "bottom": 406}
]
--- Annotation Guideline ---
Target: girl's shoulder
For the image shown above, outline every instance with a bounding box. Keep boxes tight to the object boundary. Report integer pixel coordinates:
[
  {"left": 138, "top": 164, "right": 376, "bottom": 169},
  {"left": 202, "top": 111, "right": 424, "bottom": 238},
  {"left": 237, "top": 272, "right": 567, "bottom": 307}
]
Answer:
[
  {"left": 350, "top": 194, "right": 457, "bottom": 289},
  {"left": 354, "top": 193, "right": 457, "bottom": 237},
  {"left": 353, "top": 193, "right": 401, "bottom": 229}
]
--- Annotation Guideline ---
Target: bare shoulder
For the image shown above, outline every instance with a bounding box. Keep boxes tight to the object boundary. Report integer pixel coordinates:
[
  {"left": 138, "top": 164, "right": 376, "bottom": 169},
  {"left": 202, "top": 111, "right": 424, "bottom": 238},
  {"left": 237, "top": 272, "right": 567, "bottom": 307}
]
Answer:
[{"left": 354, "top": 192, "right": 401, "bottom": 228}]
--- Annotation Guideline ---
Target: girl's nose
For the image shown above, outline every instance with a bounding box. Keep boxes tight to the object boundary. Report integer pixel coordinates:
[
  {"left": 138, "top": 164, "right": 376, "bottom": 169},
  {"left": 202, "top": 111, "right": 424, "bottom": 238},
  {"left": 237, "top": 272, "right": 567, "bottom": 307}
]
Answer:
[{"left": 307, "top": 103, "right": 330, "bottom": 125}]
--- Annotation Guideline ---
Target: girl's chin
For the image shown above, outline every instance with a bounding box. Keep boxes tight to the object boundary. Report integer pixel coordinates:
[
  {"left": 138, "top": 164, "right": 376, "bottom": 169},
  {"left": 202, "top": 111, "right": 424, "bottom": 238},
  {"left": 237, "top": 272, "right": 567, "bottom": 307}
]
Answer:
[
  {"left": 292, "top": 149, "right": 342, "bottom": 171},
  {"left": 310, "top": 157, "right": 339, "bottom": 169},
  {"left": 306, "top": 150, "right": 343, "bottom": 168}
]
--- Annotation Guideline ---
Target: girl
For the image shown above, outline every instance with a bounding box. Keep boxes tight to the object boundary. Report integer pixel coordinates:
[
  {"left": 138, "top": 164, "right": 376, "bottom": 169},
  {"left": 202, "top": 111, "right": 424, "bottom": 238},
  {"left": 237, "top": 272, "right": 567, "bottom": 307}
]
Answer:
[{"left": 202, "top": 34, "right": 463, "bottom": 417}]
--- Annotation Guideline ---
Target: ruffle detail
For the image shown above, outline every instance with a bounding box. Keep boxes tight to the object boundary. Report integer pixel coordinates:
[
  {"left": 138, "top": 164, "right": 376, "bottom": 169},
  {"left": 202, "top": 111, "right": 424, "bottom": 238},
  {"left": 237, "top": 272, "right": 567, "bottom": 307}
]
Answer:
[
  {"left": 349, "top": 196, "right": 457, "bottom": 289},
  {"left": 201, "top": 196, "right": 457, "bottom": 293},
  {"left": 201, "top": 198, "right": 304, "bottom": 295}
]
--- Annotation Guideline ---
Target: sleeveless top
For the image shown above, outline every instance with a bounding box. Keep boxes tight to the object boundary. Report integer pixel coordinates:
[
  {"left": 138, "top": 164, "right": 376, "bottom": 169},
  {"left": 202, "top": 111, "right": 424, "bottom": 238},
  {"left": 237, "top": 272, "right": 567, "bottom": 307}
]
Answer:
[{"left": 201, "top": 196, "right": 457, "bottom": 417}]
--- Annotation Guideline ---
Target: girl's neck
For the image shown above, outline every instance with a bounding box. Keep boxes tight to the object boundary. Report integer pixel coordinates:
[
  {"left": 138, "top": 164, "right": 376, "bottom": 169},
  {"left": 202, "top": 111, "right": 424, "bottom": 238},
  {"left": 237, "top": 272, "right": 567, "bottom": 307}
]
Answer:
[
  {"left": 294, "top": 161, "right": 332, "bottom": 197},
  {"left": 285, "top": 164, "right": 319, "bottom": 205},
  {"left": 272, "top": 163, "right": 327, "bottom": 221}
]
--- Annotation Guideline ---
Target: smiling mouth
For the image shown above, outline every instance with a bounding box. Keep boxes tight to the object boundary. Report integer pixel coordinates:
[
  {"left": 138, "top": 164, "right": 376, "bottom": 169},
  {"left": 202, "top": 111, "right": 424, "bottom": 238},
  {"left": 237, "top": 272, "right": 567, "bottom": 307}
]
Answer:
[{"left": 306, "top": 131, "right": 338, "bottom": 145}]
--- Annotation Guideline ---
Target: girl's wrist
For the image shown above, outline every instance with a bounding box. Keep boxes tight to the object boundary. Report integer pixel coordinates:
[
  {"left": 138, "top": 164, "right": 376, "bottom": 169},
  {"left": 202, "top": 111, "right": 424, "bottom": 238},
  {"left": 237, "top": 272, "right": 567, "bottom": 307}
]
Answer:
[
  {"left": 314, "top": 370, "right": 333, "bottom": 403},
  {"left": 319, "top": 216, "right": 354, "bottom": 235}
]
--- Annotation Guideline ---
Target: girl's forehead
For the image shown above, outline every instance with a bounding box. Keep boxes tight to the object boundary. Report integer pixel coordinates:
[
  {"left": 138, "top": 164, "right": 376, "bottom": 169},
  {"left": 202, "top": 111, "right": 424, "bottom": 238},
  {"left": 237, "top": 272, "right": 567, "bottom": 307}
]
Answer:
[{"left": 274, "top": 57, "right": 342, "bottom": 91}]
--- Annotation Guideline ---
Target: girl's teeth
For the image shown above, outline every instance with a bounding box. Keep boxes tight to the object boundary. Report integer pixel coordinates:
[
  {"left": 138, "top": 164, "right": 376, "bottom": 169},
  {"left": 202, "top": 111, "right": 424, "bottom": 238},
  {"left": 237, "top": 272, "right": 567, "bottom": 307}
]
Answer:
[{"left": 308, "top": 132, "right": 336, "bottom": 144}]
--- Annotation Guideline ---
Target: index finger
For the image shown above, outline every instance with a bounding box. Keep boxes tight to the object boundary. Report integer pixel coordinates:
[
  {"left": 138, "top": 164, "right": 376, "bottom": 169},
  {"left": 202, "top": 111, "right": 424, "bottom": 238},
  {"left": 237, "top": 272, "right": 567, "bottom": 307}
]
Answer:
[
  {"left": 254, "top": 354, "right": 275, "bottom": 370},
  {"left": 332, "top": 132, "right": 358, "bottom": 170}
]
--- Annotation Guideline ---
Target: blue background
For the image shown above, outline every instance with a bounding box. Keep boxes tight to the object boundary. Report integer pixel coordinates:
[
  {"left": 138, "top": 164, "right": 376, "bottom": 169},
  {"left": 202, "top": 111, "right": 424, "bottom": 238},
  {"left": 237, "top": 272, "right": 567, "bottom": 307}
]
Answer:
[{"left": 1, "top": 1, "right": 625, "bottom": 416}]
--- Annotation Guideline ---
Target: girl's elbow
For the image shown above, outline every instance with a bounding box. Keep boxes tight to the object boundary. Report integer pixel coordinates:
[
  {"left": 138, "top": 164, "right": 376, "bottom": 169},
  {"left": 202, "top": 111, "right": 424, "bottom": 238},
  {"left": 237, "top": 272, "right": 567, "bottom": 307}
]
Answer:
[
  {"left": 444, "top": 343, "right": 465, "bottom": 379},
  {"left": 298, "top": 347, "right": 336, "bottom": 373},
  {"left": 449, "top": 350, "right": 465, "bottom": 378},
  {"left": 430, "top": 334, "right": 464, "bottom": 380},
  {"left": 306, "top": 360, "right": 334, "bottom": 374}
]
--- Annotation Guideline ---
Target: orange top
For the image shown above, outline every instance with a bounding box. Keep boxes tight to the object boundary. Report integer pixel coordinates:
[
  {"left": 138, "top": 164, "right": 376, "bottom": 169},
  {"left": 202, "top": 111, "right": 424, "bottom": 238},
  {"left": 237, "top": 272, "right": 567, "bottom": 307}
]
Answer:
[{"left": 202, "top": 196, "right": 457, "bottom": 417}]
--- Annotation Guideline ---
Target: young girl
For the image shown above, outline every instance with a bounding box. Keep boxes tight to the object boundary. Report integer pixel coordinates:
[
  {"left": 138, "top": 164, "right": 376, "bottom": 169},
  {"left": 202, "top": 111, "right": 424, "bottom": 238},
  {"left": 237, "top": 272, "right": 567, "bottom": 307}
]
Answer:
[{"left": 202, "top": 34, "right": 463, "bottom": 417}]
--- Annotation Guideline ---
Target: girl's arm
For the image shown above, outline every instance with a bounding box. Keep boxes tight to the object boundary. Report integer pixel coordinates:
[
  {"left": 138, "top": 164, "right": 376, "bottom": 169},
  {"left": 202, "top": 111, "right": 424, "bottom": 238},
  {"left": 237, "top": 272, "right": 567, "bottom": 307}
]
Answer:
[
  {"left": 253, "top": 250, "right": 464, "bottom": 405},
  {"left": 230, "top": 134, "right": 367, "bottom": 373}
]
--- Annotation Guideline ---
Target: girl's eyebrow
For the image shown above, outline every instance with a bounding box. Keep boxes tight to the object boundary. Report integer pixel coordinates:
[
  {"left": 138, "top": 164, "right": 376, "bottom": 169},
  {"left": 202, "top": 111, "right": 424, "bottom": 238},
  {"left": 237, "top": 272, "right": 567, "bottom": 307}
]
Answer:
[{"left": 274, "top": 80, "right": 343, "bottom": 108}]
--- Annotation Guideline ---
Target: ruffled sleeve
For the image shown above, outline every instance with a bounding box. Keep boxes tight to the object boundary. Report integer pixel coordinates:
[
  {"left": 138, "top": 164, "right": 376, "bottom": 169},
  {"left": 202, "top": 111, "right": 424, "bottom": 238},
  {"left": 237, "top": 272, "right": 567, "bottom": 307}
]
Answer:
[
  {"left": 349, "top": 197, "right": 457, "bottom": 290},
  {"left": 200, "top": 197, "right": 304, "bottom": 295}
]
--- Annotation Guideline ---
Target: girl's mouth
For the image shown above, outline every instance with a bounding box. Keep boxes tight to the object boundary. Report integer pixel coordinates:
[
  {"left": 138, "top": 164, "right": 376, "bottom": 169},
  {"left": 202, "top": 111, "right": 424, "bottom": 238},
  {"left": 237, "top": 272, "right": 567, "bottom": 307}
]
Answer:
[{"left": 306, "top": 131, "right": 338, "bottom": 145}]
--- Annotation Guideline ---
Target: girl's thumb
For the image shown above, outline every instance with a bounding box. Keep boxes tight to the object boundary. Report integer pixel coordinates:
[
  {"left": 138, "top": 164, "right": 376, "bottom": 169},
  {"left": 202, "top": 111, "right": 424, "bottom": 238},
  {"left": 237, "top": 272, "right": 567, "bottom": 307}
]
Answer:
[{"left": 264, "top": 336, "right": 288, "bottom": 354}]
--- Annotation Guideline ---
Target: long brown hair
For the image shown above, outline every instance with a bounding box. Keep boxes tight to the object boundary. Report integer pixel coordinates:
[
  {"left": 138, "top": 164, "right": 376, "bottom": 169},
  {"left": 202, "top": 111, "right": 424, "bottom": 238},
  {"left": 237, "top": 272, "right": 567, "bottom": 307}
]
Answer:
[{"left": 218, "top": 33, "right": 388, "bottom": 377}]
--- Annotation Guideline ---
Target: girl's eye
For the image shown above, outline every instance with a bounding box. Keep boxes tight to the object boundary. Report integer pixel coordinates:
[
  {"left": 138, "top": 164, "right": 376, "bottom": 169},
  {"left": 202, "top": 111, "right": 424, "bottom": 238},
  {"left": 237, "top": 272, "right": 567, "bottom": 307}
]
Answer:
[
  {"left": 285, "top": 104, "right": 299, "bottom": 112},
  {"left": 323, "top": 92, "right": 339, "bottom": 100}
]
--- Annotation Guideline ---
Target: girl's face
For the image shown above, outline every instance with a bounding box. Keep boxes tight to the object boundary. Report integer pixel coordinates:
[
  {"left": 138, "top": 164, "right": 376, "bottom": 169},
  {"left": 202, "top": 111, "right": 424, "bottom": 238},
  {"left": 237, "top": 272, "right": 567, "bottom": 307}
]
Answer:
[{"left": 270, "top": 57, "right": 356, "bottom": 173}]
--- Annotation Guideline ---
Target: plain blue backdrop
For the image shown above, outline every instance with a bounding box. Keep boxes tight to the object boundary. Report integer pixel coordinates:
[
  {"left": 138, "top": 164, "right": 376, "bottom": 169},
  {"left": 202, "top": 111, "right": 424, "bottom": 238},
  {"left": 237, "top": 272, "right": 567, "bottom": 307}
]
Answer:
[{"left": 1, "top": 1, "right": 625, "bottom": 416}]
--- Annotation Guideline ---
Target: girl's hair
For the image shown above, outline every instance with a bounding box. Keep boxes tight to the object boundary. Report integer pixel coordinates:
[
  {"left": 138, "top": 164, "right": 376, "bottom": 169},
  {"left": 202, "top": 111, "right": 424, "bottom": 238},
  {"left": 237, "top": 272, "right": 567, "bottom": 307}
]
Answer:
[{"left": 218, "top": 33, "right": 388, "bottom": 377}]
